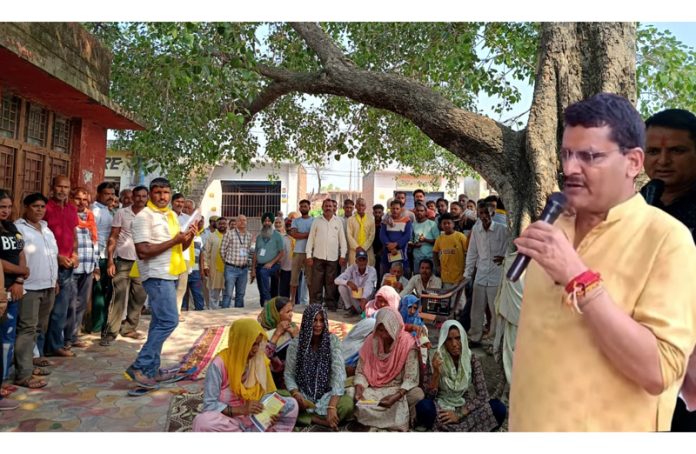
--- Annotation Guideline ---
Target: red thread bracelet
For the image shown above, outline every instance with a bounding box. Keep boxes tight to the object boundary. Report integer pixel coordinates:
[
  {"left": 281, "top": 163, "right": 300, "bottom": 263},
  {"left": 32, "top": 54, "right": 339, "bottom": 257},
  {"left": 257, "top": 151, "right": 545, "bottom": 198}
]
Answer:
[
  {"left": 564, "top": 270, "right": 602, "bottom": 314},
  {"left": 565, "top": 270, "right": 601, "bottom": 295}
]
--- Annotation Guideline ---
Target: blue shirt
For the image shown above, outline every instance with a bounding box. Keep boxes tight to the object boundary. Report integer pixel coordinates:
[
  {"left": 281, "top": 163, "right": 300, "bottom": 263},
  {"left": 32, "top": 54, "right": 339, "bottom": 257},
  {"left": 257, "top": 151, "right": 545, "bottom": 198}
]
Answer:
[{"left": 290, "top": 216, "right": 314, "bottom": 253}]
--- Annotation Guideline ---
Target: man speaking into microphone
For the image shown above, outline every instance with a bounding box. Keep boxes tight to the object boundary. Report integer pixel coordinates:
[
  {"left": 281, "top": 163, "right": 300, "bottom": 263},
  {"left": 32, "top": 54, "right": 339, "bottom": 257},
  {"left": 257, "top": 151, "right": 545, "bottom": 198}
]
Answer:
[{"left": 508, "top": 93, "right": 696, "bottom": 431}]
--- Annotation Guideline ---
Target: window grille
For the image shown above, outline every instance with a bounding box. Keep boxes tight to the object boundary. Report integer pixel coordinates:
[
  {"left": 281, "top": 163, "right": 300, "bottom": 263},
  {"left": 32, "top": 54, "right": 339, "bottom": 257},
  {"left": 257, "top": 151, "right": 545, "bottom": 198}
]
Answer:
[
  {"left": 25, "top": 103, "right": 48, "bottom": 147},
  {"left": 0, "top": 94, "right": 20, "bottom": 139},
  {"left": 52, "top": 115, "right": 72, "bottom": 153},
  {"left": 0, "top": 145, "right": 15, "bottom": 190}
]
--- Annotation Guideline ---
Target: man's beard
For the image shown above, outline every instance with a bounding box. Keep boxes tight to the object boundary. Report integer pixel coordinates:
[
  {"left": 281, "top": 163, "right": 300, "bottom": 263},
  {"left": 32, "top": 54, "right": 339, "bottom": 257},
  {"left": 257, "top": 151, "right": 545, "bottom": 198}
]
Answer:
[{"left": 260, "top": 225, "right": 273, "bottom": 239}]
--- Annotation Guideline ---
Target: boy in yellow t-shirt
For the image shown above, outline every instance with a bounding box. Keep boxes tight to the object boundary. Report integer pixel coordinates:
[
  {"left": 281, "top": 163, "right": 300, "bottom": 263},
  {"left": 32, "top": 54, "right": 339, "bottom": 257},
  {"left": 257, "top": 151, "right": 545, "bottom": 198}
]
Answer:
[{"left": 433, "top": 212, "right": 468, "bottom": 286}]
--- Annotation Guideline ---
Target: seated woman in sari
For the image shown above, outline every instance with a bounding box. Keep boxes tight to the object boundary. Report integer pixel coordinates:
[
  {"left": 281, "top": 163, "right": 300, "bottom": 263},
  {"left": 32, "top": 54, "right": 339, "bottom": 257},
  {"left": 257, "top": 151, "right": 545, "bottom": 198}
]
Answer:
[
  {"left": 353, "top": 307, "right": 424, "bottom": 431},
  {"left": 192, "top": 318, "right": 299, "bottom": 432},
  {"left": 257, "top": 296, "right": 299, "bottom": 388},
  {"left": 399, "top": 295, "right": 427, "bottom": 338},
  {"left": 363, "top": 285, "right": 400, "bottom": 317},
  {"left": 284, "top": 304, "right": 355, "bottom": 429},
  {"left": 415, "top": 320, "right": 506, "bottom": 432},
  {"left": 343, "top": 286, "right": 402, "bottom": 373}
]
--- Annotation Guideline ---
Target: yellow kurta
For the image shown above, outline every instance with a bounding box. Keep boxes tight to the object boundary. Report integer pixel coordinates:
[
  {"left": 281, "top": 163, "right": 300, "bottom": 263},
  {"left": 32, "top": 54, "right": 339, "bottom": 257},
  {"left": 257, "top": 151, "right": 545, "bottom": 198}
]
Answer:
[
  {"left": 347, "top": 214, "right": 376, "bottom": 266},
  {"left": 510, "top": 194, "right": 696, "bottom": 432},
  {"left": 204, "top": 231, "right": 225, "bottom": 290}
]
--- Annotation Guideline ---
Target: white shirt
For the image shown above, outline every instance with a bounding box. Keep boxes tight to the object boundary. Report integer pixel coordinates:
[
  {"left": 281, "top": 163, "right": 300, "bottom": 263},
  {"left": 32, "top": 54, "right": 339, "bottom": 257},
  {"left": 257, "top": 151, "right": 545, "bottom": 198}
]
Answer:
[
  {"left": 400, "top": 274, "right": 442, "bottom": 298},
  {"left": 91, "top": 201, "right": 113, "bottom": 259},
  {"left": 132, "top": 207, "right": 180, "bottom": 281},
  {"left": 112, "top": 207, "right": 138, "bottom": 261},
  {"left": 280, "top": 234, "right": 293, "bottom": 271},
  {"left": 464, "top": 220, "right": 508, "bottom": 286},
  {"left": 334, "top": 264, "right": 377, "bottom": 300},
  {"left": 177, "top": 212, "right": 192, "bottom": 265},
  {"left": 305, "top": 214, "right": 347, "bottom": 262},
  {"left": 15, "top": 219, "right": 58, "bottom": 290}
]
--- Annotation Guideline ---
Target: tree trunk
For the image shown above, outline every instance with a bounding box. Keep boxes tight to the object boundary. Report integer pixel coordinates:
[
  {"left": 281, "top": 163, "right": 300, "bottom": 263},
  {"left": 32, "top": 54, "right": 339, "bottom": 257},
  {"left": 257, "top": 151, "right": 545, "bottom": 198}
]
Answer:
[
  {"left": 497, "top": 22, "right": 636, "bottom": 236},
  {"left": 244, "top": 22, "right": 637, "bottom": 238}
]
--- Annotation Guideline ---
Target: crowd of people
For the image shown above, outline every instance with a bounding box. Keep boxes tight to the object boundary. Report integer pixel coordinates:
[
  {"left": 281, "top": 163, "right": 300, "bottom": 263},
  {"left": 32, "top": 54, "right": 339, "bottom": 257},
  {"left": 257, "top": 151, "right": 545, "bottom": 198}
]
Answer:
[{"left": 1, "top": 94, "right": 695, "bottom": 433}]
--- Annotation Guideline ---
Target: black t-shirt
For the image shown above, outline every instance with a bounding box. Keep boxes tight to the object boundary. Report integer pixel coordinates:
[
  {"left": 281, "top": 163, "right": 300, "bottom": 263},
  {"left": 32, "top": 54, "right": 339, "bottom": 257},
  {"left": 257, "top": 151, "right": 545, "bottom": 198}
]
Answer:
[
  {"left": 0, "top": 221, "right": 24, "bottom": 288},
  {"left": 641, "top": 182, "right": 696, "bottom": 244}
]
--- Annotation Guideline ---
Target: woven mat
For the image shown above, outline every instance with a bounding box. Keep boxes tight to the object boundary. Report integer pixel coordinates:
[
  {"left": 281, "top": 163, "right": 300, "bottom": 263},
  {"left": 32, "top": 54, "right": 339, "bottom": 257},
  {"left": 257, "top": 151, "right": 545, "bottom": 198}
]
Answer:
[
  {"left": 165, "top": 391, "right": 367, "bottom": 432},
  {"left": 166, "top": 391, "right": 204, "bottom": 432},
  {"left": 177, "top": 319, "right": 354, "bottom": 381}
]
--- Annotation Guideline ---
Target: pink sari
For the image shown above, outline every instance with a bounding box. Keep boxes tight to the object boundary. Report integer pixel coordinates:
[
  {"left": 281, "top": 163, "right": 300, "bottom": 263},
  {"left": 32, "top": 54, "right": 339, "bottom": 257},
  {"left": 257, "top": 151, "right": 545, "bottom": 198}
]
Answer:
[
  {"left": 358, "top": 307, "right": 417, "bottom": 387},
  {"left": 364, "top": 286, "right": 401, "bottom": 318}
]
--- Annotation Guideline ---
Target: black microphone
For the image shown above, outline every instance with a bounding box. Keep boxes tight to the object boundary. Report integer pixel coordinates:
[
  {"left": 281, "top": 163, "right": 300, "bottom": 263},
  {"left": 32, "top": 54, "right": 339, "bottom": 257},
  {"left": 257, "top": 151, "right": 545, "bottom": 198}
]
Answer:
[
  {"left": 640, "top": 179, "right": 665, "bottom": 206},
  {"left": 506, "top": 192, "right": 568, "bottom": 282}
]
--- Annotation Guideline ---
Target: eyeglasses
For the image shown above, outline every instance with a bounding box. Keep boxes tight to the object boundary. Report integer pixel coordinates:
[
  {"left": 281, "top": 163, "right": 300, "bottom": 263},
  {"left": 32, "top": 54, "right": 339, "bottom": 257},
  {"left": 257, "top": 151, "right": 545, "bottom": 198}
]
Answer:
[{"left": 560, "top": 148, "right": 625, "bottom": 166}]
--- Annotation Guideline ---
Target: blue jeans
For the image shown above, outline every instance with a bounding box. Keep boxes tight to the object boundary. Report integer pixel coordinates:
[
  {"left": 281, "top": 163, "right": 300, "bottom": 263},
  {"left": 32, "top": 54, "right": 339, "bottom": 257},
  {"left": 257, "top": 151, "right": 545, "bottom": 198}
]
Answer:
[
  {"left": 0, "top": 301, "right": 18, "bottom": 380},
  {"left": 182, "top": 270, "right": 205, "bottom": 311},
  {"left": 222, "top": 264, "right": 249, "bottom": 309},
  {"left": 45, "top": 267, "right": 76, "bottom": 354},
  {"left": 65, "top": 272, "right": 93, "bottom": 344},
  {"left": 131, "top": 278, "right": 178, "bottom": 378},
  {"left": 256, "top": 263, "right": 280, "bottom": 307}
]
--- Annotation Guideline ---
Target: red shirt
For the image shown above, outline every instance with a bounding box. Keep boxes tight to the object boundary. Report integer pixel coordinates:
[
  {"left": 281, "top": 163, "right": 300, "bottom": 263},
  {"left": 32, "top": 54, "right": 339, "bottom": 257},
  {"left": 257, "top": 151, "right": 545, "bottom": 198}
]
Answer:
[{"left": 44, "top": 199, "right": 78, "bottom": 258}]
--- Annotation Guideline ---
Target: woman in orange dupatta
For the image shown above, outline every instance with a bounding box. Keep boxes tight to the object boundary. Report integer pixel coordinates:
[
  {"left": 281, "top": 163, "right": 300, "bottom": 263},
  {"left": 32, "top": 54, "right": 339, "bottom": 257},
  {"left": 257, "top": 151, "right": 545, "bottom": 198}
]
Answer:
[{"left": 192, "top": 318, "right": 298, "bottom": 431}]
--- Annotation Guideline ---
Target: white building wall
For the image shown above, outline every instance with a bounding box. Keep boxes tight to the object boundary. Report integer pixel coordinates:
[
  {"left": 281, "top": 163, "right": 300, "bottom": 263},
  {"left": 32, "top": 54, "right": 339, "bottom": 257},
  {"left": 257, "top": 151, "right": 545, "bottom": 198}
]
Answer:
[
  {"left": 372, "top": 172, "right": 400, "bottom": 206},
  {"left": 283, "top": 164, "right": 300, "bottom": 216},
  {"left": 364, "top": 171, "right": 491, "bottom": 206},
  {"left": 199, "top": 163, "right": 301, "bottom": 223}
]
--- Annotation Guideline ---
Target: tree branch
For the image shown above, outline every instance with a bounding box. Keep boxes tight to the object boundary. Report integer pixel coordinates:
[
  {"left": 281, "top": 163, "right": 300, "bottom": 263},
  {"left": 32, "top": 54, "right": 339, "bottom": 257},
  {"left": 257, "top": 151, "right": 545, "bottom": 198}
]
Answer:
[
  {"left": 289, "top": 22, "right": 354, "bottom": 69},
  {"left": 234, "top": 23, "right": 523, "bottom": 196}
]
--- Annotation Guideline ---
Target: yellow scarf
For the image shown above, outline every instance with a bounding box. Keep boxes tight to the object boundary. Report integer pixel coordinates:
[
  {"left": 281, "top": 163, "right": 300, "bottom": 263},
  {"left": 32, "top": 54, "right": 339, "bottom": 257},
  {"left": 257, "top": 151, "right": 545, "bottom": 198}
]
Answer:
[
  {"left": 214, "top": 231, "right": 224, "bottom": 272},
  {"left": 146, "top": 200, "right": 186, "bottom": 276},
  {"left": 129, "top": 261, "right": 140, "bottom": 278},
  {"left": 356, "top": 213, "right": 367, "bottom": 246},
  {"left": 218, "top": 319, "right": 276, "bottom": 401}
]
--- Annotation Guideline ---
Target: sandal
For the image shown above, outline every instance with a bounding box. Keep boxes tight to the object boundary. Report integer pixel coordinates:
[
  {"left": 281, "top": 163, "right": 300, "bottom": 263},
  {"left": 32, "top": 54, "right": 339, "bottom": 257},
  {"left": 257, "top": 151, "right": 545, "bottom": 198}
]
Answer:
[
  {"left": 1, "top": 384, "right": 18, "bottom": 398},
  {"left": 15, "top": 377, "right": 47, "bottom": 389},
  {"left": 33, "top": 358, "right": 55, "bottom": 367},
  {"left": 32, "top": 367, "right": 51, "bottom": 376}
]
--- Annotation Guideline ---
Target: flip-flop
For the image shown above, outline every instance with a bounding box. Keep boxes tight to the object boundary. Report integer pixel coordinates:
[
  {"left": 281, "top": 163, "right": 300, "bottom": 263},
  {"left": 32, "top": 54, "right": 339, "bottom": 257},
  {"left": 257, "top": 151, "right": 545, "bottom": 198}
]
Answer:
[
  {"left": 14, "top": 377, "right": 47, "bottom": 389},
  {"left": 127, "top": 385, "right": 160, "bottom": 397},
  {"left": 158, "top": 365, "right": 182, "bottom": 375},
  {"left": 155, "top": 366, "right": 199, "bottom": 385},
  {"left": 32, "top": 367, "right": 51, "bottom": 376},
  {"left": 33, "top": 358, "right": 55, "bottom": 367}
]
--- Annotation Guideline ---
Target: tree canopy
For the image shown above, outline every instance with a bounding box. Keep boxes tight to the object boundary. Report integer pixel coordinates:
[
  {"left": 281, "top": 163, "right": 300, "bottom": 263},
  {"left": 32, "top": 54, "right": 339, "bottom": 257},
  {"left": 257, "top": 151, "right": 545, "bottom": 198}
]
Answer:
[{"left": 89, "top": 22, "right": 696, "bottom": 197}]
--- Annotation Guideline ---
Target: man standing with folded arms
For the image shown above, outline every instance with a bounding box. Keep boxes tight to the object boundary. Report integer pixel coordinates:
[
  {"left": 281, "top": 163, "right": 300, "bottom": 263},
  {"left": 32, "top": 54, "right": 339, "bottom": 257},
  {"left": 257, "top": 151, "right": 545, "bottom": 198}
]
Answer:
[{"left": 124, "top": 178, "right": 195, "bottom": 388}]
